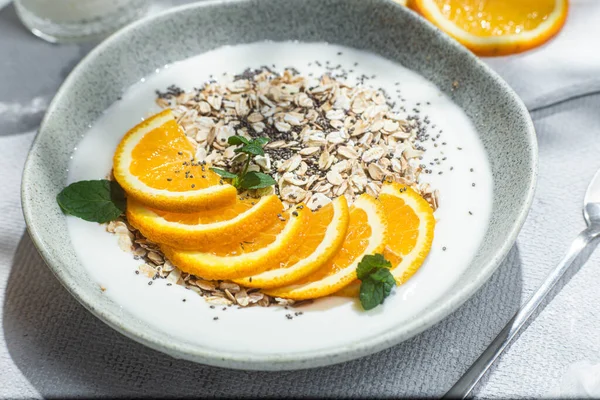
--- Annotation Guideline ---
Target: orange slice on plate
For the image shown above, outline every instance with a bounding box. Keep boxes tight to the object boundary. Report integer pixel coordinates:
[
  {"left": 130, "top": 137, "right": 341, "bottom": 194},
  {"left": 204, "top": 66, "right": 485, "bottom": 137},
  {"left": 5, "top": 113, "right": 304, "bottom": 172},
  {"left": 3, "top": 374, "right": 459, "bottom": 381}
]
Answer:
[
  {"left": 409, "top": 0, "right": 568, "bottom": 56},
  {"left": 234, "top": 196, "right": 350, "bottom": 289},
  {"left": 265, "top": 194, "right": 387, "bottom": 300},
  {"left": 162, "top": 204, "right": 310, "bottom": 280},
  {"left": 113, "top": 109, "right": 237, "bottom": 213},
  {"left": 336, "top": 183, "right": 435, "bottom": 297},
  {"left": 380, "top": 183, "right": 435, "bottom": 282},
  {"left": 126, "top": 194, "right": 283, "bottom": 250}
]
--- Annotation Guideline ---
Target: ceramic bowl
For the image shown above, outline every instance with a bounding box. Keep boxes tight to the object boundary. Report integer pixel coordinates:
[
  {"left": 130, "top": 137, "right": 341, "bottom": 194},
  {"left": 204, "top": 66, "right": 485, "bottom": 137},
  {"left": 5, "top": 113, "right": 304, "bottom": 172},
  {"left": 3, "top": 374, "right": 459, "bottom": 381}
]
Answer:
[{"left": 21, "top": 0, "right": 537, "bottom": 370}]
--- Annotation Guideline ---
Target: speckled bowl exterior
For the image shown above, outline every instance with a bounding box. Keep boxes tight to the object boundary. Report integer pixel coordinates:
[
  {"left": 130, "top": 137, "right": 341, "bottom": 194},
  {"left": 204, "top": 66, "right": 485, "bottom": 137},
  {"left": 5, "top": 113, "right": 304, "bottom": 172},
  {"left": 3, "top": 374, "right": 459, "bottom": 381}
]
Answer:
[{"left": 21, "top": 0, "right": 537, "bottom": 370}]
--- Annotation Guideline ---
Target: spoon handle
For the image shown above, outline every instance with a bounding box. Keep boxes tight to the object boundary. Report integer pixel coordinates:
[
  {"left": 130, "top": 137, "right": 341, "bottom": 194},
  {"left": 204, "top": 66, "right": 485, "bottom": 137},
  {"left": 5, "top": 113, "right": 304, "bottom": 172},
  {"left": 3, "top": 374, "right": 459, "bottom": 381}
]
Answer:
[{"left": 443, "top": 227, "right": 600, "bottom": 399}]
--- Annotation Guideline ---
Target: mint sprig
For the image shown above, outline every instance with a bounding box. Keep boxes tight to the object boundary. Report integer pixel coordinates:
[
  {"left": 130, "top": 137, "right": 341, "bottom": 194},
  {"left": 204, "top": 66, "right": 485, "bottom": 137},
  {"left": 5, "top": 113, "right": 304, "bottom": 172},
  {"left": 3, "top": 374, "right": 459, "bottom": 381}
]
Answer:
[
  {"left": 211, "top": 168, "right": 238, "bottom": 180},
  {"left": 57, "top": 179, "right": 126, "bottom": 223},
  {"left": 210, "top": 135, "right": 275, "bottom": 190},
  {"left": 356, "top": 253, "right": 396, "bottom": 310}
]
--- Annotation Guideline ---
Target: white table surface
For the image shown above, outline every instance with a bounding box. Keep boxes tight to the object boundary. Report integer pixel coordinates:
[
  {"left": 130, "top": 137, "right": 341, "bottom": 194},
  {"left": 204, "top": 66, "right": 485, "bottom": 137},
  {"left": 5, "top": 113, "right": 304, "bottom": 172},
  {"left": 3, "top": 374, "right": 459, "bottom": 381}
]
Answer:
[{"left": 2, "top": 1, "right": 600, "bottom": 398}]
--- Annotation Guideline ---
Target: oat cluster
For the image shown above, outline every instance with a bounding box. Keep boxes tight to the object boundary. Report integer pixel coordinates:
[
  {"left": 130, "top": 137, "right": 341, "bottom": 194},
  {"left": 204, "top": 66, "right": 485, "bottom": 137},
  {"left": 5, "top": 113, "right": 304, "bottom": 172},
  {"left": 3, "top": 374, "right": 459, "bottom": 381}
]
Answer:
[{"left": 157, "top": 68, "right": 439, "bottom": 210}]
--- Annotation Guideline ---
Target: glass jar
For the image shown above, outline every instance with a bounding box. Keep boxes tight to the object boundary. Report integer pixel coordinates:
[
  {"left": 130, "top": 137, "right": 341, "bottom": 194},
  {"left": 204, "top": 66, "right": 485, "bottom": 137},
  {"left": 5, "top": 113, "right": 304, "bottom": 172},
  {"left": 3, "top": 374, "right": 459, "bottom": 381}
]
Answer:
[{"left": 14, "top": 0, "right": 150, "bottom": 43}]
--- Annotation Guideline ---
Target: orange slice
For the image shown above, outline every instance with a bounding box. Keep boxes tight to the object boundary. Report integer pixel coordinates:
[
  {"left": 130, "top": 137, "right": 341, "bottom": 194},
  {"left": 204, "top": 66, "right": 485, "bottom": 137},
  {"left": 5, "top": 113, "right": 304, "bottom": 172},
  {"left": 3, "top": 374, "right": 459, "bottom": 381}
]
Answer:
[
  {"left": 113, "top": 109, "right": 237, "bottom": 213},
  {"left": 234, "top": 196, "right": 350, "bottom": 289},
  {"left": 162, "top": 204, "right": 310, "bottom": 280},
  {"left": 409, "top": 0, "right": 568, "bottom": 56},
  {"left": 379, "top": 183, "right": 435, "bottom": 283},
  {"left": 126, "top": 194, "right": 283, "bottom": 250},
  {"left": 265, "top": 194, "right": 387, "bottom": 300},
  {"left": 336, "top": 183, "right": 435, "bottom": 297}
]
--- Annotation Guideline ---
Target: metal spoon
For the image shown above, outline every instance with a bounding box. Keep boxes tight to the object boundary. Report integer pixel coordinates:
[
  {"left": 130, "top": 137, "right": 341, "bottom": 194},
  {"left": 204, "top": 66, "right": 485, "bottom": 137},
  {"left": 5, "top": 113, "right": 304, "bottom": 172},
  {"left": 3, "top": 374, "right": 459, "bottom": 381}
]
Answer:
[{"left": 444, "top": 169, "right": 600, "bottom": 399}]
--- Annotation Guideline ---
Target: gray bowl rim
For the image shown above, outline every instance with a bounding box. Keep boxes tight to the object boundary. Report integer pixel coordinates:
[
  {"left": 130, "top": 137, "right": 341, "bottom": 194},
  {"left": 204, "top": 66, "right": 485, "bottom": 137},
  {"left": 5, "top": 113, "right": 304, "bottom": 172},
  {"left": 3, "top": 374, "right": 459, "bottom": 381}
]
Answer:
[{"left": 21, "top": 0, "right": 538, "bottom": 370}]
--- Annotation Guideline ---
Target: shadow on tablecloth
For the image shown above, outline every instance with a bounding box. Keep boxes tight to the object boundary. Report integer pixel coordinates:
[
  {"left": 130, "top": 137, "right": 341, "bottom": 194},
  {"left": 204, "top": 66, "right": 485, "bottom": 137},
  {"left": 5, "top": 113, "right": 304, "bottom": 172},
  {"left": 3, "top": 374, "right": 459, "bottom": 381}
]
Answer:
[{"left": 2, "top": 233, "right": 523, "bottom": 398}]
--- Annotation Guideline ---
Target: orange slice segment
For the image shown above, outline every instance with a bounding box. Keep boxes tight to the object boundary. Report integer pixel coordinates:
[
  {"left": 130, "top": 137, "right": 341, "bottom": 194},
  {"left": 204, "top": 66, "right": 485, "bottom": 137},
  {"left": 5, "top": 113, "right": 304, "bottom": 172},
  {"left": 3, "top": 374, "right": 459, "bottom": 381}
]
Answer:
[
  {"left": 126, "top": 194, "right": 283, "bottom": 250},
  {"left": 234, "top": 196, "right": 350, "bottom": 289},
  {"left": 113, "top": 109, "right": 237, "bottom": 213},
  {"left": 336, "top": 183, "right": 435, "bottom": 297},
  {"left": 265, "top": 194, "right": 387, "bottom": 300},
  {"left": 162, "top": 204, "right": 310, "bottom": 280},
  {"left": 409, "top": 0, "right": 568, "bottom": 56}
]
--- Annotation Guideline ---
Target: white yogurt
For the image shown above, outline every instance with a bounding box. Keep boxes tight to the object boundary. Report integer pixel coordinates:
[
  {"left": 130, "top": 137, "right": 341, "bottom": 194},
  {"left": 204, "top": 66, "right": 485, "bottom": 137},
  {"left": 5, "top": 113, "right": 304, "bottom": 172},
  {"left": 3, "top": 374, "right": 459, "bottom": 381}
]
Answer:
[{"left": 66, "top": 42, "right": 493, "bottom": 355}]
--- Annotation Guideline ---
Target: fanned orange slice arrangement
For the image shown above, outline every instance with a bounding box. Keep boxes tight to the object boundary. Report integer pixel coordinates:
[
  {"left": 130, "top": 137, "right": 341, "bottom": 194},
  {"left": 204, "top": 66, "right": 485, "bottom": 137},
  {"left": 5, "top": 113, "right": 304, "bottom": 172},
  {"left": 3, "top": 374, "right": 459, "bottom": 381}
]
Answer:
[
  {"left": 110, "top": 110, "right": 438, "bottom": 309},
  {"left": 113, "top": 109, "right": 237, "bottom": 213},
  {"left": 408, "top": 0, "right": 568, "bottom": 56}
]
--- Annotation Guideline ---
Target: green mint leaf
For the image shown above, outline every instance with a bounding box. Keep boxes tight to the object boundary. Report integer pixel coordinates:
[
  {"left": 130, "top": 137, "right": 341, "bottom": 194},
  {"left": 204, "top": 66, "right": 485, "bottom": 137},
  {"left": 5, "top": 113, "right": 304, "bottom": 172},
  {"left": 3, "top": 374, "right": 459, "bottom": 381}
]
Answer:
[
  {"left": 359, "top": 278, "right": 383, "bottom": 310},
  {"left": 356, "top": 253, "right": 396, "bottom": 310},
  {"left": 228, "top": 135, "right": 250, "bottom": 146},
  {"left": 359, "top": 273, "right": 394, "bottom": 310},
  {"left": 359, "top": 269, "right": 395, "bottom": 311},
  {"left": 238, "top": 171, "right": 276, "bottom": 190},
  {"left": 252, "top": 137, "right": 269, "bottom": 146},
  {"left": 57, "top": 180, "right": 126, "bottom": 223},
  {"left": 210, "top": 167, "right": 238, "bottom": 179},
  {"left": 356, "top": 253, "right": 392, "bottom": 280},
  {"left": 234, "top": 142, "right": 265, "bottom": 156},
  {"left": 369, "top": 267, "right": 396, "bottom": 288}
]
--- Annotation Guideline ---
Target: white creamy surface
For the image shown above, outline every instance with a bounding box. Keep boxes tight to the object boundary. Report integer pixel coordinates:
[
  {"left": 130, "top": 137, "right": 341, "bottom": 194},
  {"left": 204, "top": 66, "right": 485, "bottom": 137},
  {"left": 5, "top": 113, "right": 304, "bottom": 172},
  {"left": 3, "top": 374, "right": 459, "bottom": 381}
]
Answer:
[{"left": 66, "top": 42, "right": 493, "bottom": 355}]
